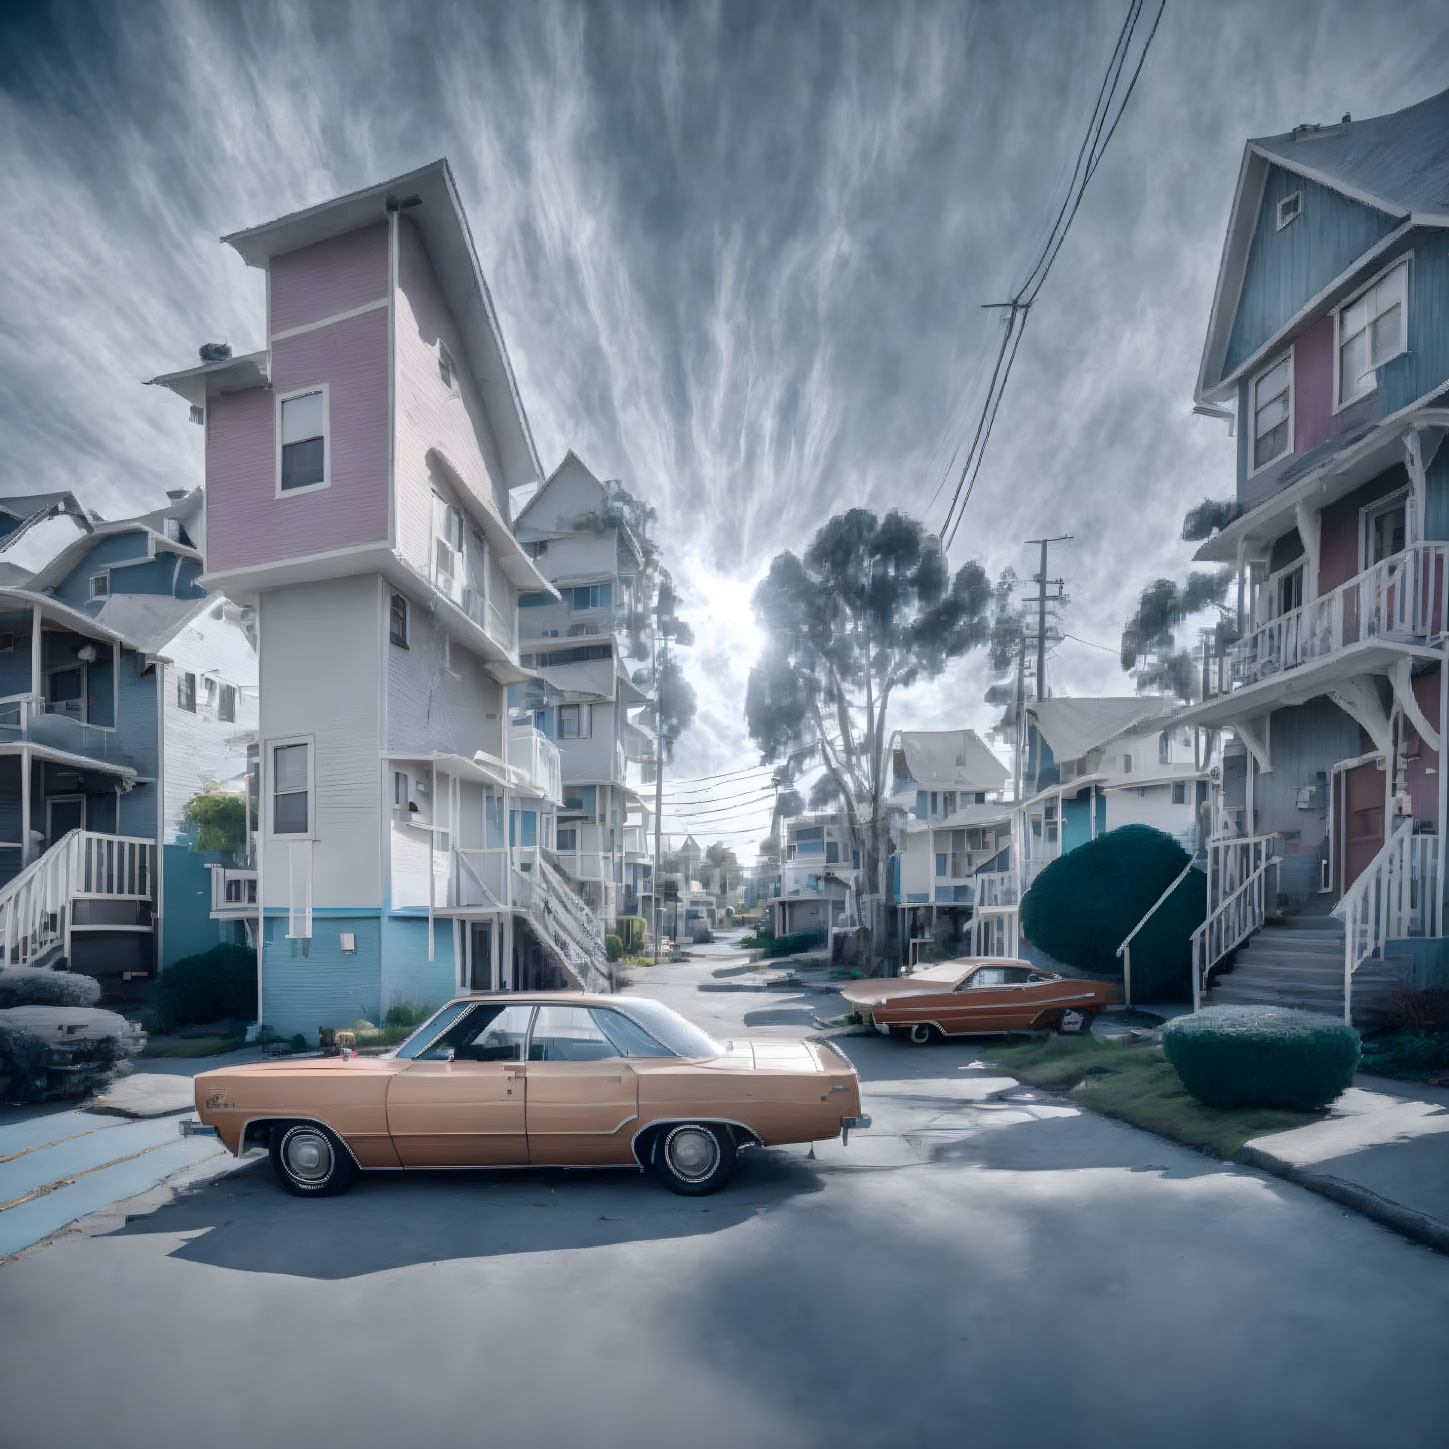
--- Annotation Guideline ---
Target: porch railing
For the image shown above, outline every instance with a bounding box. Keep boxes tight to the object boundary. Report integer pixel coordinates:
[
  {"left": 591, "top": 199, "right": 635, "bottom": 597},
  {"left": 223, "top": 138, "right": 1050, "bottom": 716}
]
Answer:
[
  {"left": 1233, "top": 542, "right": 1449, "bottom": 687},
  {"left": 0, "top": 830, "right": 156, "bottom": 967},
  {"left": 1332, "top": 819, "right": 1440, "bottom": 1024},
  {"left": 1191, "top": 834, "right": 1280, "bottom": 1009}
]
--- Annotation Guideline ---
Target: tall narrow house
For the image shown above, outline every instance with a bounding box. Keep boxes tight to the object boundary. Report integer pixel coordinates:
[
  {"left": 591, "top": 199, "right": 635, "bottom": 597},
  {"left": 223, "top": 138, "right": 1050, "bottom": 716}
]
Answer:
[
  {"left": 154, "top": 162, "right": 610, "bottom": 1040},
  {"left": 1180, "top": 89, "right": 1449, "bottom": 1021}
]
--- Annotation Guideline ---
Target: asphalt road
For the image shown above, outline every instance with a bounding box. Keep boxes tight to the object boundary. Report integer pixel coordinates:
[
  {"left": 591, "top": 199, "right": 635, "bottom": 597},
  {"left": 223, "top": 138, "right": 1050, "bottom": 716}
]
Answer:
[{"left": 1, "top": 941, "right": 1446, "bottom": 1449}]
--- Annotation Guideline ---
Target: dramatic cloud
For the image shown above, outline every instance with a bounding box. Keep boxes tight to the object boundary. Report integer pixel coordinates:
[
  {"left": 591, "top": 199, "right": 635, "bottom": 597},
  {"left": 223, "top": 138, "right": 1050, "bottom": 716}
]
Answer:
[{"left": 2, "top": 0, "right": 1445, "bottom": 852}]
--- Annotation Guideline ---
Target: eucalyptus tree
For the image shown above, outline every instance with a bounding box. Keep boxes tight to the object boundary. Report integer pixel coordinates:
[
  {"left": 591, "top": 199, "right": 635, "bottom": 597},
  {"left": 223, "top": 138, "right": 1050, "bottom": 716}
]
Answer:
[{"left": 745, "top": 508, "right": 997, "bottom": 966}]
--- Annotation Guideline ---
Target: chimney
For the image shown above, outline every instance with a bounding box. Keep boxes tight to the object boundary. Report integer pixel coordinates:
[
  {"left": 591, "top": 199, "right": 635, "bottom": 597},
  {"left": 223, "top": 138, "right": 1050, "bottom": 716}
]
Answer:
[{"left": 198, "top": 341, "right": 231, "bottom": 363}]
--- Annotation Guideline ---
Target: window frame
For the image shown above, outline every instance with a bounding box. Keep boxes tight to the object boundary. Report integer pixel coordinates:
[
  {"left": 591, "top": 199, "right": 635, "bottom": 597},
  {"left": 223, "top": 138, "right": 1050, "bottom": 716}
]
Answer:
[
  {"left": 1360, "top": 486, "right": 1411, "bottom": 572},
  {"left": 88, "top": 573, "right": 109, "bottom": 600},
  {"left": 269, "top": 735, "right": 315, "bottom": 840},
  {"left": 1334, "top": 256, "right": 1410, "bottom": 413},
  {"left": 1248, "top": 350, "right": 1294, "bottom": 476},
  {"left": 275, "top": 383, "right": 331, "bottom": 498},
  {"left": 558, "top": 703, "right": 592, "bottom": 740},
  {"left": 218, "top": 682, "right": 237, "bottom": 723},
  {"left": 1275, "top": 191, "right": 1302, "bottom": 230},
  {"left": 177, "top": 671, "right": 197, "bottom": 714},
  {"left": 389, "top": 592, "right": 410, "bottom": 649},
  {"left": 438, "top": 343, "right": 458, "bottom": 395}
]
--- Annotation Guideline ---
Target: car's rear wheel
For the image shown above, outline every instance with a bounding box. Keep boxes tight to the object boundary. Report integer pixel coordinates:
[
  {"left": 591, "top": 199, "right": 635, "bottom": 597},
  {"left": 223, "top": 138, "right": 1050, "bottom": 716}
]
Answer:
[
  {"left": 908, "top": 1023, "right": 941, "bottom": 1046},
  {"left": 269, "top": 1121, "right": 356, "bottom": 1197},
  {"left": 1056, "top": 1008, "right": 1095, "bottom": 1036},
  {"left": 653, "top": 1122, "right": 736, "bottom": 1195}
]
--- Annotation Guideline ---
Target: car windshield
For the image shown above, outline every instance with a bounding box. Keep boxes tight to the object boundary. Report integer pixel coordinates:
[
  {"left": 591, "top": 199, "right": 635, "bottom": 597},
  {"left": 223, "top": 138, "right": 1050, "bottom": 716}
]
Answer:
[
  {"left": 388, "top": 1000, "right": 473, "bottom": 1059},
  {"left": 611, "top": 998, "right": 722, "bottom": 1060}
]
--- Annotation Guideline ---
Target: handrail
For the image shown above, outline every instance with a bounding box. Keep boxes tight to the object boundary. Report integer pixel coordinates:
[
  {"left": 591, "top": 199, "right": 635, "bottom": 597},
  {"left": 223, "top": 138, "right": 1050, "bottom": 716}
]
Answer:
[
  {"left": 1190, "top": 850, "right": 1279, "bottom": 1010},
  {"left": 1116, "top": 857, "right": 1198, "bottom": 1007}
]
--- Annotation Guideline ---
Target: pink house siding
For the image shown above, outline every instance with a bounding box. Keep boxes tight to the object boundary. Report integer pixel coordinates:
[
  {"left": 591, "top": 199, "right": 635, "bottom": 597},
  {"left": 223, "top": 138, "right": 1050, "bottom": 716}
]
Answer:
[
  {"left": 269, "top": 224, "right": 389, "bottom": 335},
  {"left": 206, "top": 306, "right": 390, "bottom": 574},
  {"left": 1293, "top": 315, "right": 1334, "bottom": 456},
  {"left": 1406, "top": 667, "right": 1442, "bottom": 826},
  {"left": 1316, "top": 468, "right": 1411, "bottom": 596}
]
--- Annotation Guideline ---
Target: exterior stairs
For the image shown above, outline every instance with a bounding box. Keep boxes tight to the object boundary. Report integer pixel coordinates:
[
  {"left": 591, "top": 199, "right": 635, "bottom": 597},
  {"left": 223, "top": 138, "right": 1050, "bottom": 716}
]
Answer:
[{"left": 1205, "top": 900, "right": 1409, "bottom": 1028}]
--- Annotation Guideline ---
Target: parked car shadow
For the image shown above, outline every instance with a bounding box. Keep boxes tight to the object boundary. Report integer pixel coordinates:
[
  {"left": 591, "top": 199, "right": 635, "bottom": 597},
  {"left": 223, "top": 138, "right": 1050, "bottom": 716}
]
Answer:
[
  {"left": 742, "top": 1007, "right": 818, "bottom": 1027},
  {"left": 101, "top": 1149, "right": 826, "bottom": 1280}
]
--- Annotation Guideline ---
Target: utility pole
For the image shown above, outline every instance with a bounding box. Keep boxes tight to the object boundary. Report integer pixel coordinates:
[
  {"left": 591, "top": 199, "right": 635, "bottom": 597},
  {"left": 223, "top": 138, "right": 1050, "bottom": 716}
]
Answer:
[
  {"left": 1025, "top": 535, "right": 1072, "bottom": 702},
  {"left": 651, "top": 613, "right": 665, "bottom": 960}
]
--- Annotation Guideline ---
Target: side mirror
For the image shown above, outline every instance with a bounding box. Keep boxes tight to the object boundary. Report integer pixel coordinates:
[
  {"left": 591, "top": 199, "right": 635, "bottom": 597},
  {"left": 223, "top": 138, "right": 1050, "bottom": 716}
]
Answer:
[{"left": 445, "top": 1049, "right": 456, "bottom": 1063}]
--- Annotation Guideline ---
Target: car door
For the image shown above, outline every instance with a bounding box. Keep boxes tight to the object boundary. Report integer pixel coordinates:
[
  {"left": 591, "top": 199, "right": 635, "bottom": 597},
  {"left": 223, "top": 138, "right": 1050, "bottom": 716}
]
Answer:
[
  {"left": 945, "top": 965, "right": 1026, "bottom": 1031},
  {"left": 385, "top": 1002, "right": 534, "bottom": 1167},
  {"left": 524, "top": 1004, "right": 641, "bottom": 1165}
]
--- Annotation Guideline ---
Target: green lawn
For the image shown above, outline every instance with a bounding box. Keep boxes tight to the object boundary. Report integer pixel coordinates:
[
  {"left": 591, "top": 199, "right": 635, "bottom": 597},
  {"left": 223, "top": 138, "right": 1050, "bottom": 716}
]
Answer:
[
  {"left": 142, "top": 1033, "right": 248, "bottom": 1058},
  {"left": 980, "top": 1036, "right": 1321, "bottom": 1159}
]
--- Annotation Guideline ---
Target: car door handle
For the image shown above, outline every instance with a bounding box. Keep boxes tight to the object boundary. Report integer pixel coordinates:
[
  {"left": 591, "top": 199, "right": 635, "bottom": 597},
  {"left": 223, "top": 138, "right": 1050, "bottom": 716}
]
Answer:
[{"left": 504, "top": 1066, "right": 526, "bottom": 1076}]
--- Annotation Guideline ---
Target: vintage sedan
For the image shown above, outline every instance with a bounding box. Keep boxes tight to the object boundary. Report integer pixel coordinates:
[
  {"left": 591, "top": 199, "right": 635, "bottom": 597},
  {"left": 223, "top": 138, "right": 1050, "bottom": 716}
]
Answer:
[
  {"left": 840, "top": 959, "right": 1119, "bottom": 1043},
  {"left": 190, "top": 993, "right": 869, "bottom": 1197}
]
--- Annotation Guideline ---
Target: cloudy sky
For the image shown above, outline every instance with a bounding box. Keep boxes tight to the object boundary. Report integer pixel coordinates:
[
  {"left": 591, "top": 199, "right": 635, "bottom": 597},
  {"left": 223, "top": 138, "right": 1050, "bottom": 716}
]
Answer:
[{"left": 2, "top": 0, "right": 1446, "bottom": 855}]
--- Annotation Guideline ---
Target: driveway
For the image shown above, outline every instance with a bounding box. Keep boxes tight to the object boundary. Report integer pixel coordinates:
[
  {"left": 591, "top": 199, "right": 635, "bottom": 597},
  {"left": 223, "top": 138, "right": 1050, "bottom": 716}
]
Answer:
[{"left": 0, "top": 941, "right": 1446, "bottom": 1449}]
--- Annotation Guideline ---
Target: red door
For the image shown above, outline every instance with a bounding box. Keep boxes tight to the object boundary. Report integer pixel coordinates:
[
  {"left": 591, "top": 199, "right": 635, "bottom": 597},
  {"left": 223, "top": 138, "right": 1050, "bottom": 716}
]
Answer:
[{"left": 1342, "top": 761, "right": 1385, "bottom": 890}]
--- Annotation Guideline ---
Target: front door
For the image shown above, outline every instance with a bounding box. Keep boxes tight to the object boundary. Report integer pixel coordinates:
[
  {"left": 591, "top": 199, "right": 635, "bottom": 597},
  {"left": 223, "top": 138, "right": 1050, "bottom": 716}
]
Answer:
[
  {"left": 46, "top": 795, "right": 85, "bottom": 846},
  {"left": 1342, "top": 760, "right": 1385, "bottom": 891},
  {"left": 468, "top": 922, "right": 493, "bottom": 991},
  {"left": 523, "top": 1004, "right": 639, "bottom": 1165},
  {"left": 386, "top": 1002, "right": 533, "bottom": 1166}
]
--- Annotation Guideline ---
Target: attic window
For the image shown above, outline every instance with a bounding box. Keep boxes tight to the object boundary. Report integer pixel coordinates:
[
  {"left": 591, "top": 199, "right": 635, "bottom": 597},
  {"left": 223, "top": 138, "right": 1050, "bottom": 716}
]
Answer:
[
  {"left": 439, "top": 344, "right": 457, "bottom": 394},
  {"left": 1275, "top": 191, "right": 1302, "bottom": 230},
  {"left": 89, "top": 574, "right": 109, "bottom": 600}
]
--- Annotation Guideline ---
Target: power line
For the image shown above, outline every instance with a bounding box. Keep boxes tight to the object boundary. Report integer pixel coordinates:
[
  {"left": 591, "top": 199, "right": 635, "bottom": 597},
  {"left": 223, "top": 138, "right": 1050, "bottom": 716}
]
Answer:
[
  {"left": 1061, "top": 632, "right": 1121, "bottom": 654},
  {"left": 659, "top": 782, "right": 775, "bottom": 803},
  {"left": 936, "top": 0, "right": 1164, "bottom": 547}
]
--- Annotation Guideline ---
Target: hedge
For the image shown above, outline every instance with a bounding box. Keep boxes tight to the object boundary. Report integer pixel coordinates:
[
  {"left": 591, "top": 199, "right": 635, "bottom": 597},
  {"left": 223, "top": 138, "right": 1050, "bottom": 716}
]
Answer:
[
  {"left": 615, "top": 916, "right": 648, "bottom": 951},
  {"left": 1162, "top": 1005, "right": 1360, "bottom": 1110},
  {"left": 605, "top": 934, "right": 624, "bottom": 962},
  {"left": 1020, "top": 824, "right": 1204, "bottom": 1000},
  {"left": 156, "top": 943, "right": 258, "bottom": 1031},
  {"left": 0, "top": 967, "right": 101, "bottom": 1009}
]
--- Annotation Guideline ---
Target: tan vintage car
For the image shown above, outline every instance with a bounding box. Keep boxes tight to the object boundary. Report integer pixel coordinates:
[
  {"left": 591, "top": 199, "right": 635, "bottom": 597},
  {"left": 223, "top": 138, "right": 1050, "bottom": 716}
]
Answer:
[
  {"left": 190, "top": 993, "right": 869, "bottom": 1197},
  {"left": 840, "top": 959, "right": 1119, "bottom": 1044}
]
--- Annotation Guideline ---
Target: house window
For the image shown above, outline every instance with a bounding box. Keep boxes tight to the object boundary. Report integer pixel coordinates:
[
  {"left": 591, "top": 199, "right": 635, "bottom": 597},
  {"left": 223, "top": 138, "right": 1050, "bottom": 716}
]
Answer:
[
  {"left": 177, "top": 672, "right": 196, "bottom": 713},
  {"left": 438, "top": 344, "right": 457, "bottom": 393},
  {"left": 1338, "top": 261, "right": 1407, "bottom": 407},
  {"left": 519, "top": 591, "right": 552, "bottom": 607},
  {"left": 1159, "top": 732, "right": 1171, "bottom": 766},
  {"left": 935, "top": 852, "right": 948, "bottom": 877},
  {"left": 390, "top": 593, "right": 409, "bottom": 648},
  {"left": 1251, "top": 354, "right": 1292, "bottom": 471},
  {"left": 557, "top": 826, "right": 578, "bottom": 851},
  {"left": 1122, "top": 753, "right": 1133, "bottom": 773},
  {"left": 1276, "top": 563, "right": 1304, "bottom": 616},
  {"left": 1172, "top": 781, "right": 1188, "bottom": 805},
  {"left": 568, "top": 584, "right": 612, "bottom": 611},
  {"left": 219, "top": 683, "right": 237, "bottom": 723},
  {"left": 394, "top": 770, "right": 409, "bottom": 807},
  {"left": 558, "top": 704, "right": 592, "bottom": 739},
  {"left": 433, "top": 495, "right": 466, "bottom": 602},
  {"left": 89, "top": 574, "right": 109, "bottom": 599},
  {"left": 278, "top": 388, "right": 328, "bottom": 492},
  {"left": 1275, "top": 191, "right": 1302, "bottom": 230},
  {"left": 1363, "top": 493, "right": 1408, "bottom": 568},
  {"left": 272, "top": 741, "right": 310, "bottom": 835},
  {"left": 943, "top": 791, "right": 956, "bottom": 815}
]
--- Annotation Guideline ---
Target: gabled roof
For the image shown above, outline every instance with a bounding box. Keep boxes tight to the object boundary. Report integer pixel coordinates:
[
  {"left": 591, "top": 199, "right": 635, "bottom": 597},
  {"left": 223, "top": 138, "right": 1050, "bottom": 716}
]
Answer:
[
  {"left": 206, "top": 159, "right": 542, "bottom": 491},
  {"left": 513, "top": 450, "right": 605, "bottom": 530},
  {"left": 1196, "top": 87, "right": 1449, "bottom": 404},
  {"left": 26, "top": 499, "right": 203, "bottom": 595},
  {"left": 893, "top": 729, "right": 1008, "bottom": 791},
  {"left": 92, "top": 593, "right": 215, "bottom": 658},
  {"left": 1028, "top": 697, "right": 1176, "bottom": 763}
]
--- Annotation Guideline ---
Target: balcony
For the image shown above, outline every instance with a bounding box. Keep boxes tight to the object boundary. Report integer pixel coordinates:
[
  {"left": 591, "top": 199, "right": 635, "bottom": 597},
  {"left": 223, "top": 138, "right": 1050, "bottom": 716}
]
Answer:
[
  {"left": 508, "top": 724, "right": 562, "bottom": 804},
  {"left": 1231, "top": 544, "right": 1447, "bottom": 690},
  {"left": 0, "top": 693, "right": 129, "bottom": 764}
]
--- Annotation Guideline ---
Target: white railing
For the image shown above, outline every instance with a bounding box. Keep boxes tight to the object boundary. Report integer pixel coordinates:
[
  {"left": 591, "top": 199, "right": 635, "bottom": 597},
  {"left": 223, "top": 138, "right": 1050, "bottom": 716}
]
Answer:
[
  {"left": 1117, "top": 858, "right": 1200, "bottom": 1007},
  {"left": 973, "top": 869, "right": 1019, "bottom": 910},
  {"left": 507, "top": 725, "right": 562, "bottom": 804},
  {"left": 1234, "top": 543, "right": 1449, "bottom": 686},
  {"left": 531, "top": 856, "right": 612, "bottom": 992},
  {"left": 0, "top": 692, "right": 124, "bottom": 760},
  {"left": 1332, "top": 819, "right": 1440, "bottom": 1024},
  {"left": 1191, "top": 837, "right": 1280, "bottom": 1009},
  {"left": 0, "top": 830, "right": 156, "bottom": 968}
]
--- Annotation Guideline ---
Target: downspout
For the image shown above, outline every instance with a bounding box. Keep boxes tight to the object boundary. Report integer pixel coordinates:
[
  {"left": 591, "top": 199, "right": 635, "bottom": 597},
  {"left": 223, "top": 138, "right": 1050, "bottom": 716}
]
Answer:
[
  {"left": 1439, "top": 638, "right": 1447, "bottom": 933},
  {"left": 428, "top": 758, "right": 436, "bottom": 961},
  {"left": 254, "top": 606, "right": 264, "bottom": 1029},
  {"left": 154, "top": 656, "right": 165, "bottom": 973}
]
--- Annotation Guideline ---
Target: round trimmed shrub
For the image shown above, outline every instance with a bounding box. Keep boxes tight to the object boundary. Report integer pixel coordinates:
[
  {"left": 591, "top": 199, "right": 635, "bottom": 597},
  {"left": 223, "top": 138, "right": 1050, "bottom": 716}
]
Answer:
[
  {"left": 605, "top": 934, "right": 624, "bottom": 962},
  {"left": 1019, "top": 824, "right": 1204, "bottom": 1000},
  {"left": 1162, "top": 1005, "right": 1360, "bottom": 1110},
  {"left": 0, "top": 967, "right": 102, "bottom": 1009},
  {"left": 156, "top": 943, "right": 258, "bottom": 1031}
]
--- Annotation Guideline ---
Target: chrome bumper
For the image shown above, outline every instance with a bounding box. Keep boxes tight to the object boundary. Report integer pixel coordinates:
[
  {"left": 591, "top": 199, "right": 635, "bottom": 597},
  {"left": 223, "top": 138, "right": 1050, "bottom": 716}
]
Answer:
[
  {"left": 179, "top": 1119, "right": 218, "bottom": 1138},
  {"left": 840, "top": 1114, "right": 872, "bottom": 1145}
]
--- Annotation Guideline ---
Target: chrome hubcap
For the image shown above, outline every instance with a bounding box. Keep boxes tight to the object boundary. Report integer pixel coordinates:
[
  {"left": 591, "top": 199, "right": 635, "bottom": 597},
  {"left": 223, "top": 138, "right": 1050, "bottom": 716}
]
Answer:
[
  {"left": 1062, "top": 1011, "right": 1085, "bottom": 1032},
  {"left": 283, "top": 1128, "right": 333, "bottom": 1184},
  {"left": 666, "top": 1127, "right": 719, "bottom": 1182}
]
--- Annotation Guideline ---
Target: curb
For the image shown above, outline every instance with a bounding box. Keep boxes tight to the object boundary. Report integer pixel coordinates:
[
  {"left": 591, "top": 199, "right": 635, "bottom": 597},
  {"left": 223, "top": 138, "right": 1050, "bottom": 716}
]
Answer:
[{"left": 1237, "top": 1144, "right": 1449, "bottom": 1256}]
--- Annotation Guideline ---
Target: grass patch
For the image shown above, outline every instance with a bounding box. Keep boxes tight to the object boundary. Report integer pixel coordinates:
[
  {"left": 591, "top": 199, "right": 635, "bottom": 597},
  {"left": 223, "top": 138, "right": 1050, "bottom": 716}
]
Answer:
[
  {"left": 142, "top": 1033, "right": 247, "bottom": 1058},
  {"left": 979, "top": 1036, "right": 1321, "bottom": 1159},
  {"left": 351, "top": 1025, "right": 414, "bottom": 1049}
]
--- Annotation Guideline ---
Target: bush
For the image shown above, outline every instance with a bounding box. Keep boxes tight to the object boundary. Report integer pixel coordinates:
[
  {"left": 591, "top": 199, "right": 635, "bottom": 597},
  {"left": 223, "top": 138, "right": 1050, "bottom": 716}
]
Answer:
[
  {"left": 615, "top": 916, "right": 648, "bottom": 951},
  {"left": 182, "top": 780, "right": 248, "bottom": 857},
  {"left": 758, "top": 930, "right": 824, "bottom": 959},
  {"left": 1162, "top": 1005, "right": 1360, "bottom": 1110},
  {"left": 605, "top": 934, "right": 624, "bottom": 962},
  {"left": 0, "top": 967, "right": 101, "bottom": 1009},
  {"left": 384, "top": 1001, "right": 427, "bottom": 1029},
  {"left": 1020, "top": 824, "right": 1205, "bottom": 1001},
  {"left": 156, "top": 944, "right": 257, "bottom": 1031}
]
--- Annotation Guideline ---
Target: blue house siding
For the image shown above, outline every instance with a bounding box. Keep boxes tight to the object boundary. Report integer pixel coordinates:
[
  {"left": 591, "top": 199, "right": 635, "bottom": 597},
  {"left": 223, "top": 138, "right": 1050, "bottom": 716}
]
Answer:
[
  {"left": 1423, "top": 446, "right": 1449, "bottom": 541},
  {"left": 380, "top": 914, "right": 457, "bottom": 1016},
  {"left": 50, "top": 534, "right": 152, "bottom": 609},
  {"left": 1223, "top": 166, "right": 1399, "bottom": 377},
  {"left": 260, "top": 913, "right": 383, "bottom": 1040},
  {"left": 116, "top": 661, "right": 160, "bottom": 839},
  {"left": 162, "top": 840, "right": 224, "bottom": 968},
  {"left": 1379, "top": 230, "right": 1449, "bottom": 416},
  {"left": 1060, "top": 792, "right": 1105, "bottom": 854}
]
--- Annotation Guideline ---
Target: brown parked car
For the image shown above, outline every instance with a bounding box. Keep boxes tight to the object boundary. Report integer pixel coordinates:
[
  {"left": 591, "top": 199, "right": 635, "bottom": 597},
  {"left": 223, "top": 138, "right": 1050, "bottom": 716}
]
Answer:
[
  {"left": 190, "top": 993, "right": 869, "bottom": 1197},
  {"left": 840, "top": 959, "right": 1119, "bottom": 1044}
]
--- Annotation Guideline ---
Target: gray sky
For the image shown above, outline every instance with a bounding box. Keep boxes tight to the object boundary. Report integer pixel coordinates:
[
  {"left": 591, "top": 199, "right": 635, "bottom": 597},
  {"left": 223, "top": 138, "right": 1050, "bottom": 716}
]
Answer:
[{"left": 2, "top": 0, "right": 1446, "bottom": 853}]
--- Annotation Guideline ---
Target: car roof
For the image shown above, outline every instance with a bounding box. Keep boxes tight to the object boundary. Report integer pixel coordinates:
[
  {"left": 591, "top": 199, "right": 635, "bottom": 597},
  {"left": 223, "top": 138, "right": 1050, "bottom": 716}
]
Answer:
[
  {"left": 906, "top": 958, "right": 1037, "bottom": 983},
  {"left": 444, "top": 992, "right": 626, "bottom": 1007}
]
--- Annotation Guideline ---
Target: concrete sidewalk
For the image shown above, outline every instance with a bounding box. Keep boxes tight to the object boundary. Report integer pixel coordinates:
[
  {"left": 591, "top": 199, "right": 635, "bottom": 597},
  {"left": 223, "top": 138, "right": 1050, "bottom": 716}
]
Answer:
[{"left": 1241, "top": 1075, "right": 1449, "bottom": 1253}]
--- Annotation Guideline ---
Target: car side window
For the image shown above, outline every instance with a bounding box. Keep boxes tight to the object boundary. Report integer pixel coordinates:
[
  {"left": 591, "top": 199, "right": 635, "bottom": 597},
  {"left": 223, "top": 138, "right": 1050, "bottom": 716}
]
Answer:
[
  {"left": 1026, "top": 972, "right": 1051, "bottom": 984},
  {"left": 530, "top": 1005, "right": 624, "bottom": 1063},
  {"left": 1001, "top": 968, "right": 1034, "bottom": 985},
  {"left": 417, "top": 1003, "right": 533, "bottom": 1062},
  {"left": 959, "top": 967, "right": 1009, "bottom": 990},
  {"left": 589, "top": 1008, "right": 670, "bottom": 1058}
]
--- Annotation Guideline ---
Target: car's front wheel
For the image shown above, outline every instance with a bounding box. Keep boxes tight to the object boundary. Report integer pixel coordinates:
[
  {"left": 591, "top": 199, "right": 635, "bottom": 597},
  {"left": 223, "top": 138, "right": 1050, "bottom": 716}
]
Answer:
[
  {"left": 1056, "top": 1008, "right": 1095, "bottom": 1036},
  {"left": 269, "top": 1121, "right": 356, "bottom": 1197},
  {"left": 908, "top": 1023, "right": 941, "bottom": 1045},
  {"left": 653, "top": 1122, "right": 736, "bottom": 1195}
]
